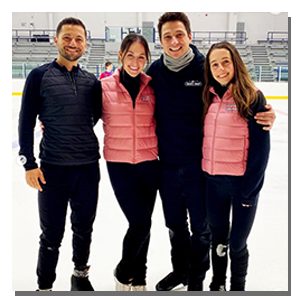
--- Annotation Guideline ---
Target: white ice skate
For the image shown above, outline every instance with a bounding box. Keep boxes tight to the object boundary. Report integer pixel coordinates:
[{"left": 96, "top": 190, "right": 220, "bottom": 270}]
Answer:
[{"left": 114, "top": 276, "right": 132, "bottom": 291}]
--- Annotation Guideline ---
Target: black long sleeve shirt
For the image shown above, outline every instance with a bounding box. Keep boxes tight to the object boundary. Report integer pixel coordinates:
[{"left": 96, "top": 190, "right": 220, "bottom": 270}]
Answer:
[
  {"left": 119, "top": 69, "right": 141, "bottom": 109},
  {"left": 18, "top": 60, "right": 102, "bottom": 171}
]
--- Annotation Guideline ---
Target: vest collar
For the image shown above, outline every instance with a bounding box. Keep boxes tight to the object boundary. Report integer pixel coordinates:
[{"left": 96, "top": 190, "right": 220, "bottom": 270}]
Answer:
[
  {"left": 113, "top": 68, "right": 152, "bottom": 86},
  {"left": 209, "top": 84, "right": 233, "bottom": 102}
]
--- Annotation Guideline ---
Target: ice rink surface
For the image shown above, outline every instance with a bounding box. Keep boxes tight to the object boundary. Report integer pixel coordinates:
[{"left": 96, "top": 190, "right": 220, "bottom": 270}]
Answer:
[{"left": 11, "top": 94, "right": 289, "bottom": 294}]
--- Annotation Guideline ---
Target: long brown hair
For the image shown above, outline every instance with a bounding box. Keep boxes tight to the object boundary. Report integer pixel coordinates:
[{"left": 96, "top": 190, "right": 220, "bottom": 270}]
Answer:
[
  {"left": 203, "top": 41, "right": 258, "bottom": 122},
  {"left": 119, "top": 33, "right": 151, "bottom": 71}
]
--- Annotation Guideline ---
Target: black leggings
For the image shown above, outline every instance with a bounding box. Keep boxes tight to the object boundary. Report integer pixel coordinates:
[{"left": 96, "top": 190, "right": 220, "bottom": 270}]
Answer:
[
  {"left": 206, "top": 174, "right": 258, "bottom": 286},
  {"left": 205, "top": 173, "right": 258, "bottom": 254},
  {"left": 106, "top": 160, "right": 158, "bottom": 284}
]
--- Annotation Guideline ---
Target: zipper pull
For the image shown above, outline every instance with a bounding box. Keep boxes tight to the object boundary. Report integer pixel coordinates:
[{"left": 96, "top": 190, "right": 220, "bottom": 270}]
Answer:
[{"left": 68, "top": 72, "right": 77, "bottom": 95}]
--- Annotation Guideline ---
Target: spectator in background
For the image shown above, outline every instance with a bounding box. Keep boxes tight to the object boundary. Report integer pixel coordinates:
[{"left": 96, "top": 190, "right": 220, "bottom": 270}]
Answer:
[{"left": 99, "top": 61, "right": 114, "bottom": 80}]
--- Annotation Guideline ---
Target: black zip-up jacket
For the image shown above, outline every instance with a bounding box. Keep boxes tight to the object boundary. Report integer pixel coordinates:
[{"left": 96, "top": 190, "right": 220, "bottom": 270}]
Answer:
[
  {"left": 147, "top": 44, "right": 205, "bottom": 163},
  {"left": 18, "top": 60, "right": 102, "bottom": 171}
]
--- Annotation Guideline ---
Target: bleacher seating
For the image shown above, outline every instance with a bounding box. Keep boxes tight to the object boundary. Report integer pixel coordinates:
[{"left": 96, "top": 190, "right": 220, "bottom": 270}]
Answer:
[
  {"left": 258, "top": 31, "right": 288, "bottom": 45},
  {"left": 12, "top": 29, "right": 288, "bottom": 82}
]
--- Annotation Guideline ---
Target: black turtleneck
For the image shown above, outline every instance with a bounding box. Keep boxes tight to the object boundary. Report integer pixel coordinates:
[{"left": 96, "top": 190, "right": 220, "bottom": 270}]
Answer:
[
  {"left": 213, "top": 81, "right": 229, "bottom": 99},
  {"left": 120, "top": 69, "right": 141, "bottom": 109}
]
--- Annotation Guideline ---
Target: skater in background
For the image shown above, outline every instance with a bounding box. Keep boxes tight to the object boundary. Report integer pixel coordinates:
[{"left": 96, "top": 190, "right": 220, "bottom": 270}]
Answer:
[
  {"left": 101, "top": 33, "right": 158, "bottom": 291},
  {"left": 18, "top": 17, "right": 102, "bottom": 291},
  {"left": 99, "top": 61, "right": 114, "bottom": 80},
  {"left": 202, "top": 41, "right": 270, "bottom": 291}
]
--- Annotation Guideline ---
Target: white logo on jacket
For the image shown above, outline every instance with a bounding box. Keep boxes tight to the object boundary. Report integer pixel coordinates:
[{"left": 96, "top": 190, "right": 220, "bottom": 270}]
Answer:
[{"left": 184, "top": 80, "right": 203, "bottom": 87}]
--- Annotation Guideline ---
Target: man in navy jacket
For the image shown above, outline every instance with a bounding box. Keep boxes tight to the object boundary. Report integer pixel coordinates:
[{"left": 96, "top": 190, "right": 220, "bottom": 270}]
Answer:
[
  {"left": 18, "top": 17, "right": 102, "bottom": 291},
  {"left": 147, "top": 12, "right": 276, "bottom": 291}
]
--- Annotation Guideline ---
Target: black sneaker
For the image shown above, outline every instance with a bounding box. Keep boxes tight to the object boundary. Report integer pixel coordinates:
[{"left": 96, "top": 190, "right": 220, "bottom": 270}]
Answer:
[
  {"left": 187, "top": 279, "right": 203, "bottom": 291},
  {"left": 71, "top": 266, "right": 94, "bottom": 291},
  {"left": 155, "top": 272, "right": 188, "bottom": 291}
]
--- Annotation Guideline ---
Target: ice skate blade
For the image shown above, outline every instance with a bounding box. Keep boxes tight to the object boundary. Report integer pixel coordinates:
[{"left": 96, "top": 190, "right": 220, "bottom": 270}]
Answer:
[
  {"left": 171, "top": 283, "right": 188, "bottom": 291},
  {"left": 132, "top": 285, "right": 147, "bottom": 291}
]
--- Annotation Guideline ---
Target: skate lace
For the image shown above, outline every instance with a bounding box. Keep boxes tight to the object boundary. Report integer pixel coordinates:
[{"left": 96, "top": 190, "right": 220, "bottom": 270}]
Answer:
[{"left": 73, "top": 268, "right": 89, "bottom": 278}]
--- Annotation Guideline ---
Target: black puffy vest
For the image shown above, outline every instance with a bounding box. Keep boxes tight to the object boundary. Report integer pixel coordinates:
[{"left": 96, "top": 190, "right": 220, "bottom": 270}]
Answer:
[{"left": 38, "top": 61, "right": 100, "bottom": 165}]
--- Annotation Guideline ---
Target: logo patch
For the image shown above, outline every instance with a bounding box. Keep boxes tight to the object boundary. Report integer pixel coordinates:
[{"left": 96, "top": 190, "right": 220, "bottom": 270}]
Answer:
[
  {"left": 226, "top": 104, "right": 237, "bottom": 111},
  {"left": 184, "top": 80, "right": 203, "bottom": 87},
  {"left": 141, "top": 95, "right": 150, "bottom": 102},
  {"left": 16, "top": 155, "right": 27, "bottom": 166}
]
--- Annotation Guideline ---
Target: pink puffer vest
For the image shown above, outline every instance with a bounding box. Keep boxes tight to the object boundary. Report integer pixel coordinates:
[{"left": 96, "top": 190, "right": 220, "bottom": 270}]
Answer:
[
  {"left": 101, "top": 69, "right": 158, "bottom": 164},
  {"left": 202, "top": 87, "right": 249, "bottom": 175}
]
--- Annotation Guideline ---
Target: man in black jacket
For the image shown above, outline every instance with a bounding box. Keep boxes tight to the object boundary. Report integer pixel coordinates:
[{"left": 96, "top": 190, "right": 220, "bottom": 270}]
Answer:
[
  {"left": 18, "top": 17, "right": 102, "bottom": 291},
  {"left": 147, "top": 12, "right": 276, "bottom": 291},
  {"left": 147, "top": 12, "right": 209, "bottom": 292}
]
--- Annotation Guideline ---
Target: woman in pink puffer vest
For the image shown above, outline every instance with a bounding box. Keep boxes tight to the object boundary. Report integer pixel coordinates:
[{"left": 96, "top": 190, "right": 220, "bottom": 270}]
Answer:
[
  {"left": 101, "top": 33, "right": 158, "bottom": 292},
  {"left": 202, "top": 42, "right": 270, "bottom": 292},
  {"left": 102, "top": 69, "right": 157, "bottom": 164}
]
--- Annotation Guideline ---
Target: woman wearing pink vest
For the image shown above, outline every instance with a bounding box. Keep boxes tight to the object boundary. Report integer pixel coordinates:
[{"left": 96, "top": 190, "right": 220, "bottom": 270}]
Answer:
[
  {"left": 101, "top": 34, "right": 158, "bottom": 291},
  {"left": 202, "top": 42, "right": 270, "bottom": 291}
]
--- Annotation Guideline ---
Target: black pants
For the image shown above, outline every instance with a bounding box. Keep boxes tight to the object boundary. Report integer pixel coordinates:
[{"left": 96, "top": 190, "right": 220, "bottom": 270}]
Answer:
[
  {"left": 205, "top": 173, "right": 258, "bottom": 286},
  {"left": 158, "top": 161, "right": 211, "bottom": 280},
  {"left": 107, "top": 160, "right": 158, "bottom": 284},
  {"left": 37, "top": 162, "right": 100, "bottom": 290}
]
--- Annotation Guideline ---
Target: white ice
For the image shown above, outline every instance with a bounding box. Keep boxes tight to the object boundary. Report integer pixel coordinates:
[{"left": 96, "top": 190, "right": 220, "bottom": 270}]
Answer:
[{"left": 11, "top": 95, "right": 289, "bottom": 295}]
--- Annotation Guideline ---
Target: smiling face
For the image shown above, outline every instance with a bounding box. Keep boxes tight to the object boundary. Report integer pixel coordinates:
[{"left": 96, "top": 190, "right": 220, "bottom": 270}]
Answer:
[
  {"left": 119, "top": 41, "right": 147, "bottom": 77},
  {"left": 54, "top": 24, "right": 87, "bottom": 69},
  {"left": 160, "top": 21, "right": 192, "bottom": 59},
  {"left": 209, "top": 48, "right": 235, "bottom": 86}
]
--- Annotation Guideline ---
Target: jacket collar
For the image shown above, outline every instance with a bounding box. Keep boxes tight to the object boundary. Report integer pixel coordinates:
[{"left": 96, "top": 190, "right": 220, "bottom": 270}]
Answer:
[
  {"left": 159, "top": 43, "right": 205, "bottom": 75},
  {"left": 52, "top": 59, "right": 80, "bottom": 73}
]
